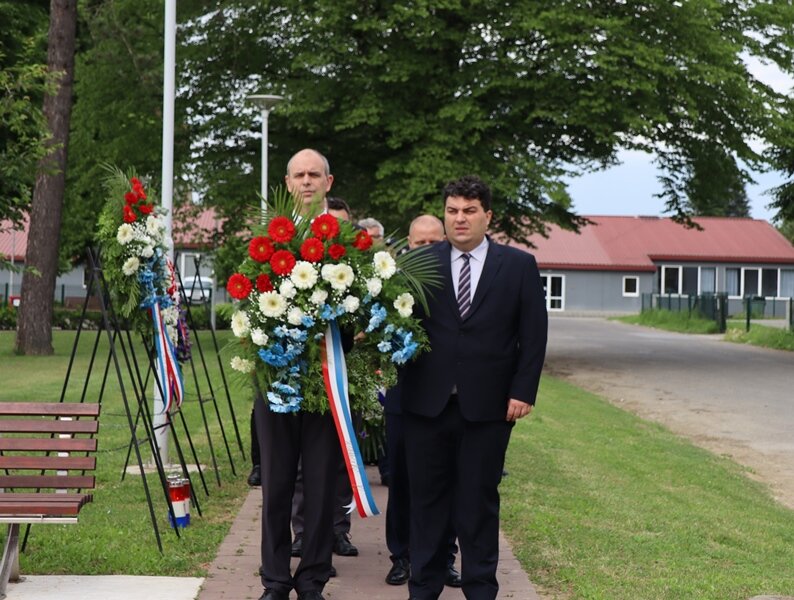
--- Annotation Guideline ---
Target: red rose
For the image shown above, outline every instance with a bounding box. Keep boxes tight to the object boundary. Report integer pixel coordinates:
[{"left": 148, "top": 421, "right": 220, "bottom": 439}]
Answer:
[
  {"left": 270, "top": 250, "right": 296, "bottom": 275},
  {"left": 256, "top": 273, "right": 274, "bottom": 292},
  {"left": 130, "top": 178, "right": 147, "bottom": 200},
  {"left": 123, "top": 204, "right": 137, "bottom": 223},
  {"left": 227, "top": 273, "right": 253, "bottom": 300},
  {"left": 139, "top": 202, "right": 154, "bottom": 215},
  {"left": 130, "top": 177, "right": 142, "bottom": 187},
  {"left": 352, "top": 230, "right": 373, "bottom": 251},
  {"left": 124, "top": 191, "right": 138, "bottom": 205},
  {"left": 268, "top": 216, "right": 296, "bottom": 243},
  {"left": 311, "top": 214, "right": 340, "bottom": 240},
  {"left": 328, "top": 244, "right": 346, "bottom": 260},
  {"left": 249, "top": 236, "right": 275, "bottom": 262},
  {"left": 300, "top": 238, "right": 325, "bottom": 262}
]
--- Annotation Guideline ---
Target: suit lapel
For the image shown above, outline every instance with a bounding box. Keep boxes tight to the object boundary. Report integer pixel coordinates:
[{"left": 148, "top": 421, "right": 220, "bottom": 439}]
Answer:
[
  {"left": 465, "top": 240, "right": 503, "bottom": 319},
  {"left": 437, "top": 241, "right": 460, "bottom": 317}
]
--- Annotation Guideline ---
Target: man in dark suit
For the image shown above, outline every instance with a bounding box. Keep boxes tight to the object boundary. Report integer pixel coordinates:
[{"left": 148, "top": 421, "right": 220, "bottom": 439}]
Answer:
[
  {"left": 255, "top": 148, "right": 339, "bottom": 600},
  {"left": 401, "top": 175, "right": 548, "bottom": 600}
]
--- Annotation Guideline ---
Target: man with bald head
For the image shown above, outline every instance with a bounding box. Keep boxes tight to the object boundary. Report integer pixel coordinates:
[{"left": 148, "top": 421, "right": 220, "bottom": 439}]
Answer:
[
  {"left": 254, "top": 149, "right": 339, "bottom": 600},
  {"left": 383, "top": 215, "right": 462, "bottom": 589}
]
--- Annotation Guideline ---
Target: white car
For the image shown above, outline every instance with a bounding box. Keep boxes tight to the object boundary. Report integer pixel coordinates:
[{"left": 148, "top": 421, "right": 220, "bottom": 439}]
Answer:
[{"left": 180, "top": 276, "right": 214, "bottom": 304}]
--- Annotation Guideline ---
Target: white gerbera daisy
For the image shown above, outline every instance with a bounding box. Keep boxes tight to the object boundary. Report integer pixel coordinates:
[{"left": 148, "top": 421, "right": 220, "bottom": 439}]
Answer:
[
  {"left": 373, "top": 251, "right": 397, "bottom": 279},
  {"left": 342, "top": 295, "right": 360, "bottom": 313},
  {"left": 251, "top": 328, "right": 269, "bottom": 346},
  {"left": 394, "top": 292, "right": 415, "bottom": 318},
  {"left": 326, "top": 263, "right": 355, "bottom": 291},
  {"left": 116, "top": 224, "right": 134, "bottom": 245},
  {"left": 122, "top": 257, "right": 140, "bottom": 276},
  {"left": 231, "top": 311, "right": 251, "bottom": 338},
  {"left": 259, "top": 291, "right": 287, "bottom": 318},
  {"left": 365, "top": 277, "right": 383, "bottom": 297},
  {"left": 290, "top": 261, "right": 319, "bottom": 290},
  {"left": 279, "top": 279, "right": 297, "bottom": 299},
  {"left": 310, "top": 288, "right": 329, "bottom": 305},
  {"left": 230, "top": 356, "right": 255, "bottom": 373},
  {"left": 287, "top": 306, "right": 305, "bottom": 326},
  {"left": 146, "top": 215, "right": 164, "bottom": 237}
]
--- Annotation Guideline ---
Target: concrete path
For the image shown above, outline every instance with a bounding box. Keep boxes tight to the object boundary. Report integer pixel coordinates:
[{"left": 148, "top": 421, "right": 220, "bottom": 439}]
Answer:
[
  {"left": 5, "top": 575, "right": 203, "bottom": 599},
  {"left": 196, "top": 466, "right": 540, "bottom": 599}
]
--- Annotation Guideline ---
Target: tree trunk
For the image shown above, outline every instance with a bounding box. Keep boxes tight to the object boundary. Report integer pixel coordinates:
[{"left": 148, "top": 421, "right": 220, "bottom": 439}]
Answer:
[{"left": 15, "top": 0, "right": 78, "bottom": 356}]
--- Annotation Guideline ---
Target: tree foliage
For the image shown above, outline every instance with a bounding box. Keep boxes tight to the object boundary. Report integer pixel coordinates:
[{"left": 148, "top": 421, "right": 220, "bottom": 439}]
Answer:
[
  {"left": 0, "top": 0, "right": 50, "bottom": 229},
  {"left": 180, "top": 0, "right": 794, "bottom": 242}
]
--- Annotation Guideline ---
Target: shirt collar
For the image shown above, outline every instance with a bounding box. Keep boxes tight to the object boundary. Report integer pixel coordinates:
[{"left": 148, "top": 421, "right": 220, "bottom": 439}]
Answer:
[{"left": 451, "top": 237, "right": 489, "bottom": 262}]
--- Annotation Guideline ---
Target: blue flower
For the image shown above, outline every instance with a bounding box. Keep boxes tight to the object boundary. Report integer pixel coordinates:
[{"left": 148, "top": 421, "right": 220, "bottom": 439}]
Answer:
[{"left": 377, "top": 340, "right": 392, "bottom": 353}]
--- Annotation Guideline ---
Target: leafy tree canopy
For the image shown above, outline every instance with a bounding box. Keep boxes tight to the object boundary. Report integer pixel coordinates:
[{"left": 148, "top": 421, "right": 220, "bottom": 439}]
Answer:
[{"left": 179, "top": 0, "right": 794, "bottom": 242}]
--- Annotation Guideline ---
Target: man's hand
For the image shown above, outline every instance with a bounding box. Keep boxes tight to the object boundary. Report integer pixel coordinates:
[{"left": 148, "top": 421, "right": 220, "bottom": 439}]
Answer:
[{"left": 506, "top": 399, "right": 532, "bottom": 422}]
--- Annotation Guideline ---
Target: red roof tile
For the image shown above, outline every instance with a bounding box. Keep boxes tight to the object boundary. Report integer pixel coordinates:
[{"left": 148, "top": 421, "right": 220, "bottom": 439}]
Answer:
[{"left": 512, "top": 216, "right": 794, "bottom": 271}]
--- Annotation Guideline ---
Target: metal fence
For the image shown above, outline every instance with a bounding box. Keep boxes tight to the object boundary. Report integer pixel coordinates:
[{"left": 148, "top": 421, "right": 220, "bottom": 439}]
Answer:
[{"left": 641, "top": 292, "right": 728, "bottom": 332}]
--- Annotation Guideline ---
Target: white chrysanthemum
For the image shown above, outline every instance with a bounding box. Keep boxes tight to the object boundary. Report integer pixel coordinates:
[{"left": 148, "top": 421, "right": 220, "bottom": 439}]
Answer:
[
  {"left": 230, "top": 356, "right": 255, "bottom": 374},
  {"left": 116, "top": 224, "right": 134, "bottom": 245},
  {"left": 342, "top": 295, "right": 360, "bottom": 313},
  {"left": 122, "top": 257, "right": 140, "bottom": 276},
  {"left": 365, "top": 277, "right": 382, "bottom": 297},
  {"left": 394, "top": 292, "right": 415, "bottom": 318},
  {"left": 259, "top": 291, "right": 287, "bottom": 318},
  {"left": 279, "top": 279, "right": 297, "bottom": 299},
  {"left": 231, "top": 311, "right": 251, "bottom": 338},
  {"left": 146, "top": 215, "right": 164, "bottom": 237},
  {"left": 141, "top": 245, "right": 154, "bottom": 258},
  {"left": 290, "top": 261, "right": 319, "bottom": 290},
  {"left": 251, "top": 328, "right": 269, "bottom": 346},
  {"left": 310, "top": 288, "right": 329, "bottom": 305},
  {"left": 287, "top": 306, "right": 305, "bottom": 326},
  {"left": 323, "top": 263, "right": 355, "bottom": 291},
  {"left": 373, "top": 251, "right": 397, "bottom": 279}
]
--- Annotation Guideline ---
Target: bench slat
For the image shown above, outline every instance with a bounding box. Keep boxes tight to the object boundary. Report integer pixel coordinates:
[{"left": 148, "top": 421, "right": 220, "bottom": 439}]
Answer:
[
  {"left": 0, "top": 475, "right": 95, "bottom": 489},
  {"left": 0, "top": 497, "right": 92, "bottom": 516},
  {"left": 0, "top": 420, "right": 98, "bottom": 434},
  {"left": 0, "top": 456, "right": 96, "bottom": 470},
  {"left": 0, "top": 438, "right": 97, "bottom": 452},
  {"left": 0, "top": 403, "right": 99, "bottom": 418}
]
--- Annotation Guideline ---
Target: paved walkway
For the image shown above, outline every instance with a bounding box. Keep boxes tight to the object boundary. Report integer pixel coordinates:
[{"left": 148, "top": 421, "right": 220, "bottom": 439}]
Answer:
[{"left": 197, "top": 466, "right": 539, "bottom": 599}]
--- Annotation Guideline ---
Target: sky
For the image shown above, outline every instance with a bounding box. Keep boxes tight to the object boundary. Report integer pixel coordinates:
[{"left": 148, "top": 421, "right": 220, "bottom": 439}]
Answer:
[{"left": 565, "top": 55, "right": 792, "bottom": 224}]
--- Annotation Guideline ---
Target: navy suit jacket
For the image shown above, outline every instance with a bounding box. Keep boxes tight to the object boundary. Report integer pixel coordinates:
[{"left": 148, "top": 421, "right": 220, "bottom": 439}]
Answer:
[{"left": 401, "top": 239, "right": 548, "bottom": 422}]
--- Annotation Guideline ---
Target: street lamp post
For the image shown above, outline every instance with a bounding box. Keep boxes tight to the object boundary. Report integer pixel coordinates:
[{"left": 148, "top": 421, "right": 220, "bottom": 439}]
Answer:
[{"left": 246, "top": 94, "right": 284, "bottom": 216}]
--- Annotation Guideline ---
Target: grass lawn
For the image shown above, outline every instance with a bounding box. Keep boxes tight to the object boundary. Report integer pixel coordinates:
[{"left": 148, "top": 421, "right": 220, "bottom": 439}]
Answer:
[
  {"left": 614, "top": 309, "right": 721, "bottom": 334},
  {"left": 0, "top": 329, "right": 253, "bottom": 577},
  {"left": 502, "top": 377, "right": 794, "bottom": 600},
  {"left": 724, "top": 322, "right": 794, "bottom": 352}
]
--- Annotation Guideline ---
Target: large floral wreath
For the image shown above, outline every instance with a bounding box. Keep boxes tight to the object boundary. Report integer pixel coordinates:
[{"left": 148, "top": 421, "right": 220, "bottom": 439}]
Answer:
[{"left": 227, "top": 188, "right": 440, "bottom": 414}]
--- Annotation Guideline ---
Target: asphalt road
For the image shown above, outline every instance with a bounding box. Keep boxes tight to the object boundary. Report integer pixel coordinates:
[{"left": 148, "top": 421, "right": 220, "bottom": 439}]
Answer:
[{"left": 544, "top": 316, "right": 794, "bottom": 508}]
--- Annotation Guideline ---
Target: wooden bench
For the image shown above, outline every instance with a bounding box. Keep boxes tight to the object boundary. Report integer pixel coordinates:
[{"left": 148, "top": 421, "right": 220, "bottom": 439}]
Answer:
[{"left": 0, "top": 402, "right": 99, "bottom": 598}]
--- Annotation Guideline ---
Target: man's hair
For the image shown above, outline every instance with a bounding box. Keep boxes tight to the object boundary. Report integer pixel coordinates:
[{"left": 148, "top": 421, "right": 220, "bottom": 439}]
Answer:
[
  {"left": 442, "top": 175, "right": 492, "bottom": 211},
  {"left": 286, "top": 148, "right": 331, "bottom": 176},
  {"left": 326, "top": 196, "right": 350, "bottom": 214},
  {"left": 357, "top": 217, "right": 384, "bottom": 237}
]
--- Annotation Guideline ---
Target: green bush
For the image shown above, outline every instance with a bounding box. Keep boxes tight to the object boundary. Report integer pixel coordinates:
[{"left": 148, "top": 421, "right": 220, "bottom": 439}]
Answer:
[
  {"left": 52, "top": 307, "right": 103, "bottom": 330},
  {"left": 0, "top": 305, "right": 16, "bottom": 330},
  {"left": 184, "top": 303, "right": 231, "bottom": 330}
]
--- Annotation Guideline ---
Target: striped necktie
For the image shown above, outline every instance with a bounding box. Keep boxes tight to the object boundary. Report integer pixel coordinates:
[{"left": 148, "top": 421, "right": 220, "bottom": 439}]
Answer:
[{"left": 457, "top": 253, "right": 471, "bottom": 317}]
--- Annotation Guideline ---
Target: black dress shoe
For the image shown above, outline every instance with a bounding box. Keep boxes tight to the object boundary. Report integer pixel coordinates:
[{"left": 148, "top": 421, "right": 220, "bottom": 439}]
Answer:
[
  {"left": 329, "top": 564, "right": 336, "bottom": 577},
  {"left": 247, "top": 465, "right": 261, "bottom": 486},
  {"left": 291, "top": 535, "right": 302, "bottom": 557},
  {"left": 385, "top": 557, "right": 410, "bottom": 585},
  {"left": 333, "top": 532, "right": 358, "bottom": 556},
  {"left": 445, "top": 565, "right": 462, "bottom": 587},
  {"left": 259, "top": 589, "right": 289, "bottom": 600},
  {"left": 297, "top": 591, "right": 325, "bottom": 600}
]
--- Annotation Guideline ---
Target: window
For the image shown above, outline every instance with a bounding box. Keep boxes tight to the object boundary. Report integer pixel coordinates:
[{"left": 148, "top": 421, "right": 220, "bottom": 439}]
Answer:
[
  {"left": 541, "top": 274, "right": 564, "bottom": 311},
  {"left": 781, "top": 270, "right": 794, "bottom": 298},
  {"left": 662, "top": 266, "right": 681, "bottom": 294},
  {"left": 726, "top": 268, "right": 740, "bottom": 297},
  {"left": 743, "top": 268, "right": 760, "bottom": 297},
  {"left": 701, "top": 268, "right": 716, "bottom": 293},
  {"left": 762, "top": 269, "right": 778, "bottom": 298},
  {"left": 682, "top": 267, "right": 699, "bottom": 295},
  {"left": 623, "top": 276, "right": 639, "bottom": 297}
]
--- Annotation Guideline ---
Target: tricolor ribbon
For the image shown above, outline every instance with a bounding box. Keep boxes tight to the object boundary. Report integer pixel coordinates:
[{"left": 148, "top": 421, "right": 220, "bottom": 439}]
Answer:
[
  {"left": 321, "top": 321, "right": 379, "bottom": 518},
  {"left": 152, "top": 301, "right": 185, "bottom": 414}
]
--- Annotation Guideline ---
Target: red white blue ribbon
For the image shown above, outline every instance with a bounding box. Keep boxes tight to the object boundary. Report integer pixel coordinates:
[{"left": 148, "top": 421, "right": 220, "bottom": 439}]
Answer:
[
  {"left": 321, "top": 321, "right": 379, "bottom": 518},
  {"left": 152, "top": 302, "right": 185, "bottom": 414}
]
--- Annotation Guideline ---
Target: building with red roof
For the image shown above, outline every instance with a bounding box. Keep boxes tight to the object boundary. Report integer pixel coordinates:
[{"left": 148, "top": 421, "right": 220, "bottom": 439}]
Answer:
[{"left": 510, "top": 216, "right": 794, "bottom": 315}]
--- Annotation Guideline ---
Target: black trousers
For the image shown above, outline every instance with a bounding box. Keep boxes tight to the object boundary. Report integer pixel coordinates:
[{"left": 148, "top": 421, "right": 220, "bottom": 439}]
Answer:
[
  {"left": 403, "top": 401, "right": 512, "bottom": 600},
  {"left": 386, "top": 411, "right": 457, "bottom": 564},
  {"left": 255, "top": 395, "right": 340, "bottom": 595}
]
